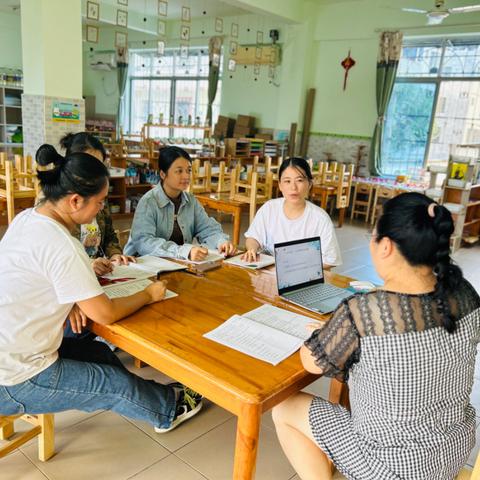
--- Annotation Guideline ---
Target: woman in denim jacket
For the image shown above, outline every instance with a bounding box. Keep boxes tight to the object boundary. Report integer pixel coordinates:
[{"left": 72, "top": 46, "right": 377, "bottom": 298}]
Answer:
[{"left": 124, "top": 146, "right": 235, "bottom": 261}]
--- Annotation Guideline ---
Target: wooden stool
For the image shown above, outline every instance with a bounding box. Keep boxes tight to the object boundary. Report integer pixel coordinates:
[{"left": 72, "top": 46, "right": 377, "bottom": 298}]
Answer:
[
  {"left": 0, "top": 414, "right": 54, "bottom": 461},
  {"left": 350, "top": 182, "right": 374, "bottom": 222}
]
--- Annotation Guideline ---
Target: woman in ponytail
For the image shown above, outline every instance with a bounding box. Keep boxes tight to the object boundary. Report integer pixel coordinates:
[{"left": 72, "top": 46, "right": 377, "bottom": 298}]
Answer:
[
  {"left": 273, "top": 192, "right": 480, "bottom": 480},
  {"left": 0, "top": 144, "right": 203, "bottom": 435}
]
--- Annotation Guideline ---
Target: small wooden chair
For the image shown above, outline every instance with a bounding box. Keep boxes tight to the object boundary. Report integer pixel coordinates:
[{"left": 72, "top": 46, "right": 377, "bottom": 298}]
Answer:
[
  {"left": 370, "top": 185, "right": 399, "bottom": 225},
  {"left": 0, "top": 414, "right": 54, "bottom": 461},
  {"left": 210, "top": 160, "right": 232, "bottom": 193},
  {"left": 0, "top": 153, "right": 39, "bottom": 224},
  {"left": 189, "top": 159, "right": 212, "bottom": 194},
  {"left": 229, "top": 164, "right": 273, "bottom": 223},
  {"left": 350, "top": 181, "right": 374, "bottom": 222}
]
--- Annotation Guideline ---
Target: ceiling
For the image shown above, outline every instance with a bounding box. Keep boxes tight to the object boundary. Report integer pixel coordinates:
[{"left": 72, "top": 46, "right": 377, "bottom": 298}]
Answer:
[{"left": 0, "top": 0, "right": 249, "bottom": 18}]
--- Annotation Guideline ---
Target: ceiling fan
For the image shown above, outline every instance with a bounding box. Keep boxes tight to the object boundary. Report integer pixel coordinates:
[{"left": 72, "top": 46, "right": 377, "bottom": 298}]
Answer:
[{"left": 402, "top": 0, "right": 480, "bottom": 24}]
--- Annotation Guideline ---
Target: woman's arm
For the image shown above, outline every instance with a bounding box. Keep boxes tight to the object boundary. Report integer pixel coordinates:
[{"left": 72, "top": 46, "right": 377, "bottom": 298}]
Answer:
[
  {"left": 300, "top": 344, "right": 324, "bottom": 374},
  {"left": 76, "top": 280, "right": 167, "bottom": 325},
  {"left": 192, "top": 198, "right": 229, "bottom": 249}
]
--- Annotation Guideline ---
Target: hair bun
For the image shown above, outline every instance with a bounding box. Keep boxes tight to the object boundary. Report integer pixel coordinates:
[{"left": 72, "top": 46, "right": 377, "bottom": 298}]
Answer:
[
  {"left": 35, "top": 144, "right": 64, "bottom": 168},
  {"left": 59, "top": 132, "right": 75, "bottom": 151}
]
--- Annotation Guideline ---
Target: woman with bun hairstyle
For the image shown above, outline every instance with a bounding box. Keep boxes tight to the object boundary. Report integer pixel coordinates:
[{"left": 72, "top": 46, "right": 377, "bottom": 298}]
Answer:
[
  {"left": 273, "top": 192, "right": 480, "bottom": 480},
  {"left": 0, "top": 145, "right": 202, "bottom": 434},
  {"left": 124, "top": 146, "right": 235, "bottom": 261},
  {"left": 60, "top": 132, "right": 135, "bottom": 276}
]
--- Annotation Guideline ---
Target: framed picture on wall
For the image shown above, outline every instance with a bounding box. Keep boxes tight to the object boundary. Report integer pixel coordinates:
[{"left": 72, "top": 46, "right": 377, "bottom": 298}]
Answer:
[
  {"left": 115, "top": 31, "right": 128, "bottom": 48},
  {"left": 116, "top": 9, "right": 128, "bottom": 27},
  {"left": 268, "top": 65, "right": 275, "bottom": 78},
  {"left": 117, "top": 0, "right": 128, "bottom": 5},
  {"left": 157, "top": 40, "right": 165, "bottom": 55},
  {"left": 254, "top": 63, "right": 260, "bottom": 75},
  {"left": 181, "top": 25, "right": 190, "bottom": 41},
  {"left": 229, "top": 41, "right": 238, "bottom": 56},
  {"left": 158, "top": 20, "right": 166, "bottom": 36},
  {"left": 86, "top": 25, "right": 99, "bottom": 43},
  {"left": 87, "top": 1, "right": 100, "bottom": 21},
  {"left": 215, "top": 17, "right": 223, "bottom": 33},
  {"left": 182, "top": 6, "right": 191, "bottom": 23},
  {"left": 228, "top": 59, "right": 236, "bottom": 72},
  {"left": 256, "top": 31, "right": 263, "bottom": 44},
  {"left": 231, "top": 23, "right": 238, "bottom": 38},
  {"left": 158, "top": 0, "right": 168, "bottom": 16},
  {"left": 255, "top": 47, "right": 262, "bottom": 60}
]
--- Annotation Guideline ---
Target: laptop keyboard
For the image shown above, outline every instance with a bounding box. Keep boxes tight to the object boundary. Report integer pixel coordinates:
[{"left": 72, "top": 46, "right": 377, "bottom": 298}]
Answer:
[{"left": 287, "top": 284, "right": 350, "bottom": 305}]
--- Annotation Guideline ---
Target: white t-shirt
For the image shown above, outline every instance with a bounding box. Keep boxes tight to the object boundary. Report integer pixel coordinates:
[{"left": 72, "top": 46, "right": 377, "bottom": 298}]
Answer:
[
  {"left": 0, "top": 209, "right": 104, "bottom": 386},
  {"left": 244, "top": 198, "right": 342, "bottom": 266}
]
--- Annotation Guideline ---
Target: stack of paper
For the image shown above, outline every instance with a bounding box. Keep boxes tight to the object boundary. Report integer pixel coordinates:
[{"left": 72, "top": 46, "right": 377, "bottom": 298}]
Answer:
[
  {"left": 204, "top": 304, "right": 321, "bottom": 365},
  {"left": 224, "top": 253, "right": 275, "bottom": 270}
]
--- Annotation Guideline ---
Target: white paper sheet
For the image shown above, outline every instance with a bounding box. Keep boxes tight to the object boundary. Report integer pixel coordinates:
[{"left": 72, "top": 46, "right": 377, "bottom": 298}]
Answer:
[
  {"left": 224, "top": 253, "right": 275, "bottom": 270},
  {"left": 103, "top": 278, "right": 178, "bottom": 300},
  {"left": 134, "top": 256, "right": 187, "bottom": 273},
  {"left": 204, "top": 314, "right": 303, "bottom": 366},
  {"left": 204, "top": 304, "right": 322, "bottom": 365}
]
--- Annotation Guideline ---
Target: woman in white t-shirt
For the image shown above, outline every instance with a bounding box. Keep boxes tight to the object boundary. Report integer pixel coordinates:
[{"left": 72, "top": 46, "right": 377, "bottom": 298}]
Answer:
[
  {"left": 243, "top": 157, "right": 342, "bottom": 268},
  {"left": 0, "top": 145, "right": 201, "bottom": 434}
]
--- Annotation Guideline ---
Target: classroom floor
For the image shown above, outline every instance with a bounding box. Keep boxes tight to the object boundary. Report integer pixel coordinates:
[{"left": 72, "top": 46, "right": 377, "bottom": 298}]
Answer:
[{"left": 1, "top": 215, "right": 479, "bottom": 480}]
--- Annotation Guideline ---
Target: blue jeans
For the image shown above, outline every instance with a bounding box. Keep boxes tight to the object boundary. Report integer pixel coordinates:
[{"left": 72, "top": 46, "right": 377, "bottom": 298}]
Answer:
[{"left": 0, "top": 338, "right": 176, "bottom": 429}]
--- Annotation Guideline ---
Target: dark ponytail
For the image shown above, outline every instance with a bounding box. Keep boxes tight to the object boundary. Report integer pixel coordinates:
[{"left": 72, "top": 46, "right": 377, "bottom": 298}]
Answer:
[
  {"left": 59, "top": 132, "right": 107, "bottom": 161},
  {"left": 375, "top": 192, "right": 463, "bottom": 333},
  {"left": 36, "top": 144, "right": 109, "bottom": 202}
]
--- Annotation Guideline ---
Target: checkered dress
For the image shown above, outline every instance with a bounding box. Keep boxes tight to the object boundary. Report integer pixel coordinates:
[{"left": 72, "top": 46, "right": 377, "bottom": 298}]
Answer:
[{"left": 305, "top": 280, "right": 480, "bottom": 480}]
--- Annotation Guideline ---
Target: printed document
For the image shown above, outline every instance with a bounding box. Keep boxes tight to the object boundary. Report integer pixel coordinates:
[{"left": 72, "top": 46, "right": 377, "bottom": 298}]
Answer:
[
  {"left": 204, "top": 304, "right": 322, "bottom": 365},
  {"left": 103, "top": 278, "right": 178, "bottom": 300}
]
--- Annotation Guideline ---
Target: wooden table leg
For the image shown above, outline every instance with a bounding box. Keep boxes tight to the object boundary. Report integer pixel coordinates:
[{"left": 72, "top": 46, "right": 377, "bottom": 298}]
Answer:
[
  {"left": 320, "top": 190, "right": 328, "bottom": 210},
  {"left": 232, "top": 206, "right": 241, "bottom": 246},
  {"left": 233, "top": 403, "right": 261, "bottom": 480}
]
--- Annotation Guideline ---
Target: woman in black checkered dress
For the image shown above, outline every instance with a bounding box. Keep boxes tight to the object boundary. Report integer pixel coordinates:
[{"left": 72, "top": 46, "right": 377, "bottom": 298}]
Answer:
[{"left": 273, "top": 192, "right": 480, "bottom": 480}]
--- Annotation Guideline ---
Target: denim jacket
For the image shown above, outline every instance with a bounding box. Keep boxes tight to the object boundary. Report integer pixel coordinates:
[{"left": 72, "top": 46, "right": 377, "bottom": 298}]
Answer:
[{"left": 124, "top": 183, "right": 229, "bottom": 259}]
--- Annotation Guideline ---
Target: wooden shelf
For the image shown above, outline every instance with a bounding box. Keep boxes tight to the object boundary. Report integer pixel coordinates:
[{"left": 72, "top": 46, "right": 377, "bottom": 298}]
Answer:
[
  {"left": 108, "top": 194, "right": 124, "bottom": 199},
  {"left": 126, "top": 183, "right": 153, "bottom": 189},
  {"left": 111, "top": 212, "right": 134, "bottom": 220}
]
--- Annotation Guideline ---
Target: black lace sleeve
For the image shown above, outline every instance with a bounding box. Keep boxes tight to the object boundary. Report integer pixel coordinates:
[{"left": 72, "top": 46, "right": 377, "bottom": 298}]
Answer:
[{"left": 304, "top": 300, "right": 360, "bottom": 382}]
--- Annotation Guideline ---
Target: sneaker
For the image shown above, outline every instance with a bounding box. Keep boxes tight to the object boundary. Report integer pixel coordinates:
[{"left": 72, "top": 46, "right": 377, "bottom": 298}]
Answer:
[{"left": 154, "top": 384, "right": 203, "bottom": 433}]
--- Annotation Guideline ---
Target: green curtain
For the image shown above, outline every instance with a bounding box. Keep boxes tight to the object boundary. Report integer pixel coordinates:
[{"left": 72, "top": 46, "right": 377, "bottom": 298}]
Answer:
[
  {"left": 116, "top": 47, "right": 129, "bottom": 140},
  {"left": 206, "top": 36, "right": 222, "bottom": 127},
  {"left": 368, "top": 31, "right": 403, "bottom": 176}
]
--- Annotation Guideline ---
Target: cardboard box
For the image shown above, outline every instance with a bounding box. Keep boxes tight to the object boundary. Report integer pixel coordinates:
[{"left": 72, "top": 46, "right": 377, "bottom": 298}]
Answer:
[
  {"left": 255, "top": 133, "right": 273, "bottom": 140},
  {"left": 236, "top": 114, "right": 255, "bottom": 127}
]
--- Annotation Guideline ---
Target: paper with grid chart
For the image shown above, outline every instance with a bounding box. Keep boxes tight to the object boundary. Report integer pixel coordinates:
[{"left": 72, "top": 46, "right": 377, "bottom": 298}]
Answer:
[
  {"left": 204, "top": 304, "right": 321, "bottom": 365},
  {"left": 103, "top": 278, "right": 178, "bottom": 300}
]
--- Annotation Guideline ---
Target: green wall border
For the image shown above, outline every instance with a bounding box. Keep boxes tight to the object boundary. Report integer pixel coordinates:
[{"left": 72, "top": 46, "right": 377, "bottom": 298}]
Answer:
[{"left": 307, "top": 131, "right": 372, "bottom": 141}]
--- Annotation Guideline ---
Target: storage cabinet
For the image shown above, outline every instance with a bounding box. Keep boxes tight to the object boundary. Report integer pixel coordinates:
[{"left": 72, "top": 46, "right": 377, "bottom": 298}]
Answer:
[{"left": 0, "top": 86, "right": 23, "bottom": 154}]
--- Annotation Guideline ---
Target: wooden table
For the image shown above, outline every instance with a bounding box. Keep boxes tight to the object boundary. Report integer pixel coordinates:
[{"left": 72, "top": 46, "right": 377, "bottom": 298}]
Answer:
[
  {"left": 91, "top": 266, "right": 350, "bottom": 479},
  {"left": 195, "top": 193, "right": 245, "bottom": 246}
]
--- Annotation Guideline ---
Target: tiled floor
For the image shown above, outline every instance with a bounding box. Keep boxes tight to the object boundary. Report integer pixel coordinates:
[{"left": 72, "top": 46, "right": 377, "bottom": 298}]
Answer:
[{"left": 1, "top": 215, "right": 479, "bottom": 479}]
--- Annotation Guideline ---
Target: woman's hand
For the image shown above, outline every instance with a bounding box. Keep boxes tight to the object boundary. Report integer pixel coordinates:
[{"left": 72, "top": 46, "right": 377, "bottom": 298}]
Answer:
[
  {"left": 110, "top": 254, "right": 136, "bottom": 266},
  {"left": 218, "top": 241, "right": 236, "bottom": 257},
  {"left": 68, "top": 304, "right": 88, "bottom": 334},
  {"left": 241, "top": 248, "right": 259, "bottom": 263},
  {"left": 145, "top": 280, "right": 167, "bottom": 304},
  {"left": 189, "top": 246, "right": 208, "bottom": 261},
  {"left": 92, "top": 257, "right": 114, "bottom": 276},
  {"left": 305, "top": 322, "right": 322, "bottom": 334}
]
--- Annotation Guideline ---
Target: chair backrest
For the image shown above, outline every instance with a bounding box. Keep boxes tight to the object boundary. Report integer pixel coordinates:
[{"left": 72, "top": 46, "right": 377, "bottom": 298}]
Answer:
[
  {"left": 335, "top": 163, "right": 355, "bottom": 209},
  {"left": 189, "top": 159, "right": 212, "bottom": 194},
  {"left": 0, "top": 154, "right": 39, "bottom": 224}
]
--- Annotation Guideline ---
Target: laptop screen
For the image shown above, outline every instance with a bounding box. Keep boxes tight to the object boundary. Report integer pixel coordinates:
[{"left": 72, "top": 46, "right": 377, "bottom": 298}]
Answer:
[{"left": 274, "top": 237, "right": 324, "bottom": 294}]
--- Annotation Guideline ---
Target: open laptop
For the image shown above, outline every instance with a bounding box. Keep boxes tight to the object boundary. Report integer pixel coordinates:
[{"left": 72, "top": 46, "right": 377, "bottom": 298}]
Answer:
[{"left": 274, "top": 237, "right": 352, "bottom": 314}]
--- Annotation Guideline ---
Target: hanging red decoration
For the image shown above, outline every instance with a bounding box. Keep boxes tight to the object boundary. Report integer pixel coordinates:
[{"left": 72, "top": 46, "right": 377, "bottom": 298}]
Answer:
[{"left": 341, "top": 50, "right": 356, "bottom": 91}]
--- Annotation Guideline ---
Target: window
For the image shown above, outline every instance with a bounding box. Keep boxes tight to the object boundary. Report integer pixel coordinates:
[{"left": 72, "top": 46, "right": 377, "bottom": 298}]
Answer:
[
  {"left": 127, "top": 47, "right": 222, "bottom": 139},
  {"left": 381, "top": 38, "right": 480, "bottom": 176}
]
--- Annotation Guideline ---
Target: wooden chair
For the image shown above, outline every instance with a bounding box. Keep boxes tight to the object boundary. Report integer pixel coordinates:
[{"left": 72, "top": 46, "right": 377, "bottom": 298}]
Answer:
[
  {"left": 211, "top": 160, "right": 232, "bottom": 193},
  {"left": 350, "top": 181, "right": 374, "bottom": 222},
  {"left": 311, "top": 163, "right": 354, "bottom": 227},
  {"left": 0, "top": 413, "right": 54, "bottom": 461},
  {"left": 0, "top": 153, "right": 39, "bottom": 224},
  {"left": 370, "top": 185, "right": 399, "bottom": 225},
  {"left": 229, "top": 164, "right": 273, "bottom": 223},
  {"left": 189, "top": 159, "right": 212, "bottom": 194}
]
